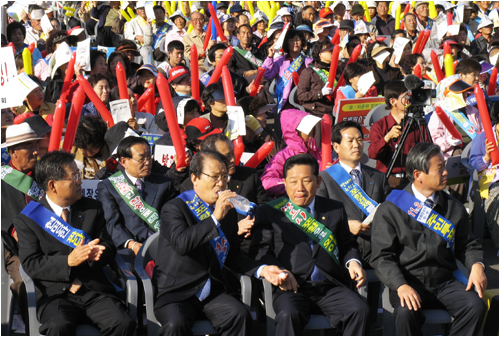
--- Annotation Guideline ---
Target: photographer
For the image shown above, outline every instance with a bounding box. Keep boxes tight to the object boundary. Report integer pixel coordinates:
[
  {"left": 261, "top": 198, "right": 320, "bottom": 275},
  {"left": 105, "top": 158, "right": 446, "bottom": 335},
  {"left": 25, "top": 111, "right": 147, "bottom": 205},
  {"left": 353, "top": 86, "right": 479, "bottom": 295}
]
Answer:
[{"left": 368, "top": 80, "right": 431, "bottom": 189}]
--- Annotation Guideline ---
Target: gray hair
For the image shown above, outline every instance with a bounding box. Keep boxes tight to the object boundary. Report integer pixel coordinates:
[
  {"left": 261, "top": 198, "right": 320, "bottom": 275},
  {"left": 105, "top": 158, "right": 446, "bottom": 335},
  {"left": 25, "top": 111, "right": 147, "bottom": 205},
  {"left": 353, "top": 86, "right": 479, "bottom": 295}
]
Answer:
[{"left": 406, "top": 143, "right": 442, "bottom": 182}]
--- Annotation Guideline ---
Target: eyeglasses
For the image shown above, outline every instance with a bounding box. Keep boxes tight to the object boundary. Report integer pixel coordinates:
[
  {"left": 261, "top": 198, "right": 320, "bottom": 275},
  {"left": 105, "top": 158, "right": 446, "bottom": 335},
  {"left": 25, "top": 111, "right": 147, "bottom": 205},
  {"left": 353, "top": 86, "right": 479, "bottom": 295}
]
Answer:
[
  {"left": 200, "top": 172, "right": 229, "bottom": 183},
  {"left": 192, "top": 18, "right": 205, "bottom": 22},
  {"left": 130, "top": 155, "right": 153, "bottom": 164},
  {"left": 58, "top": 170, "right": 82, "bottom": 182}
]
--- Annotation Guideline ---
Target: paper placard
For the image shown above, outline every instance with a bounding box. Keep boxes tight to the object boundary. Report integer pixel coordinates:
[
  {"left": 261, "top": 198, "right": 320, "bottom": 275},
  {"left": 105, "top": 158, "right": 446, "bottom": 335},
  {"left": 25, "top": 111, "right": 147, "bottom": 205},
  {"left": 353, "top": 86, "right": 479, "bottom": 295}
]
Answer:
[
  {"left": 110, "top": 99, "right": 132, "bottom": 124},
  {"left": 357, "top": 71, "right": 376, "bottom": 95},
  {"left": 0, "top": 47, "right": 18, "bottom": 105},
  {"left": 436, "top": 13, "right": 448, "bottom": 39},
  {"left": 393, "top": 37, "right": 410, "bottom": 65},
  {"left": 145, "top": 3, "right": 156, "bottom": 20},
  {"left": 372, "top": 50, "right": 390, "bottom": 65},
  {"left": 76, "top": 38, "right": 91, "bottom": 72},
  {"left": 6, "top": 2, "right": 26, "bottom": 21},
  {"left": 447, "top": 24, "right": 460, "bottom": 36},
  {"left": 121, "top": 0, "right": 129, "bottom": 10},
  {"left": 274, "top": 22, "right": 290, "bottom": 51},
  {"left": 227, "top": 106, "right": 246, "bottom": 139},
  {"left": 445, "top": 155, "right": 469, "bottom": 185},
  {"left": 455, "top": 4, "right": 464, "bottom": 23},
  {"left": 240, "top": 152, "right": 254, "bottom": 165},
  {"left": 154, "top": 145, "right": 176, "bottom": 167},
  {"left": 41, "top": 14, "right": 53, "bottom": 36},
  {"left": 81, "top": 179, "right": 100, "bottom": 200},
  {"left": 0, "top": 72, "right": 38, "bottom": 109}
]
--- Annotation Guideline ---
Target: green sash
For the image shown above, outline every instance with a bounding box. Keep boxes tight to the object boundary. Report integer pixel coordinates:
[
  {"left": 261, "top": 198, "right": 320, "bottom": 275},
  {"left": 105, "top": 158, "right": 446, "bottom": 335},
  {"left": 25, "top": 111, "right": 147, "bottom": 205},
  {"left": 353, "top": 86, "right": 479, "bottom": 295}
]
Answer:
[
  {"left": 309, "top": 65, "right": 330, "bottom": 84},
  {"left": 234, "top": 47, "right": 263, "bottom": 67},
  {"left": 108, "top": 172, "right": 160, "bottom": 232},
  {"left": 1, "top": 165, "right": 44, "bottom": 200},
  {"left": 268, "top": 197, "right": 340, "bottom": 266}
]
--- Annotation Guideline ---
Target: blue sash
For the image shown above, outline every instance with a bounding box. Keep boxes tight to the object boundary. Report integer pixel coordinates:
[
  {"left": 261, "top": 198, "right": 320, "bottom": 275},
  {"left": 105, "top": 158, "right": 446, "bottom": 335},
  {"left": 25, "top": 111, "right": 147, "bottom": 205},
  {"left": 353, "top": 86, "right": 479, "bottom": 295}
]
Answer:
[
  {"left": 177, "top": 190, "right": 229, "bottom": 269},
  {"left": 21, "top": 202, "right": 92, "bottom": 248},
  {"left": 386, "top": 189, "right": 467, "bottom": 284},
  {"left": 443, "top": 108, "right": 478, "bottom": 139},
  {"left": 276, "top": 54, "right": 305, "bottom": 111},
  {"left": 339, "top": 85, "right": 356, "bottom": 99},
  {"left": 153, "top": 23, "right": 169, "bottom": 49},
  {"left": 199, "top": 72, "right": 211, "bottom": 86},
  {"left": 325, "top": 164, "right": 378, "bottom": 216}
]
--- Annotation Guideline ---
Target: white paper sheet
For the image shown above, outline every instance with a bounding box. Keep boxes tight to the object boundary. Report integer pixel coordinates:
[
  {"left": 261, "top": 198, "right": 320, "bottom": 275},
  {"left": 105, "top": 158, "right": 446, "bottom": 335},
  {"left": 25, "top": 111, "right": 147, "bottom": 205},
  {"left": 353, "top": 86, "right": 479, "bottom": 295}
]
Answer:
[
  {"left": 154, "top": 145, "right": 176, "bottom": 167},
  {"left": 392, "top": 37, "right": 410, "bottom": 64},
  {"left": 41, "top": 14, "right": 53, "bottom": 36},
  {"left": 372, "top": 50, "right": 390, "bottom": 65},
  {"left": 227, "top": 105, "right": 246, "bottom": 139},
  {"left": 76, "top": 38, "right": 91, "bottom": 72},
  {"left": 357, "top": 71, "right": 376, "bottom": 95},
  {"left": 110, "top": 99, "right": 132, "bottom": 124},
  {"left": 447, "top": 24, "right": 460, "bottom": 36}
]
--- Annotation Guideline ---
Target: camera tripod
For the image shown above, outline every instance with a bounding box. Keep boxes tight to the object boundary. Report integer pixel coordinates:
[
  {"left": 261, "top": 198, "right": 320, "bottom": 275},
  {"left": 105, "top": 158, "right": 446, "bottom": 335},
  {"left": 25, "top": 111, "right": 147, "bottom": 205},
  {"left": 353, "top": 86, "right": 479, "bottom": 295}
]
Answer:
[{"left": 385, "top": 106, "right": 433, "bottom": 180}]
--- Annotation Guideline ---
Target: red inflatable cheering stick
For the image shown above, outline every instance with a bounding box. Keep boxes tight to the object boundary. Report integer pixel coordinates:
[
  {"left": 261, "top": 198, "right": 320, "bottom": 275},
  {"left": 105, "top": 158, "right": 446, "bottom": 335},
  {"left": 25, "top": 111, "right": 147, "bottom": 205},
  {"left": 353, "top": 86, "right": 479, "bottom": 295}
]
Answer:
[
  {"left": 191, "top": 44, "right": 200, "bottom": 102},
  {"left": 77, "top": 75, "right": 115, "bottom": 126},
  {"left": 116, "top": 62, "right": 129, "bottom": 100},
  {"left": 434, "top": 106, "right": 462, "bottom": 141},
  {"left": 233, "top": 136, "right": 245, "bottom": 166},
  {"left": 475, "top": 84, "right": 499, "bottom": 166},
  {"left": 249, "top": 67, "right": 266, "bottom": 97},
  {"left": 244, "top": 141, "right": 274, "bottom": 168},
  {"left": 326, "top": 45, "right": 341, "bottom": 101},
  {"left": 321, "top": 114, "right": 332, "bottom": 171},
  {"left": 62, "top": 86, "right": 86, "bottom": 152},
  {"left": 208, "top": 3, "right": 227, "bottom": 42},
  {"left": 206, "top": 46, "right": 233, "bottom": 86},
  {"left": 157, "top": 74, "right": 188, "bottom": 169}
]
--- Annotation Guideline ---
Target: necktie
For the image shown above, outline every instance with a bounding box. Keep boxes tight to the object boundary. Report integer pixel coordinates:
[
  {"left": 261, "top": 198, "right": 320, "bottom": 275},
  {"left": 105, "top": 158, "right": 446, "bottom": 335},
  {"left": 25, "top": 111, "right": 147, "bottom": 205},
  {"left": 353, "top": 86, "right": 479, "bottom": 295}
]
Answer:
[
  {"left": 61, "top": 208, "right": 83, "bottom": 294},
  {"left": 135, "top": 179, "right": 144, "bottom": 198},
  {"left": 304, "top": 207, "right": 325, "bottom": 282},
  {"left": 424, "top": 198, "right": 434, "bottom": 209},
  {"left": 350, "top": 169, "right": 362, "bottom": 187}
]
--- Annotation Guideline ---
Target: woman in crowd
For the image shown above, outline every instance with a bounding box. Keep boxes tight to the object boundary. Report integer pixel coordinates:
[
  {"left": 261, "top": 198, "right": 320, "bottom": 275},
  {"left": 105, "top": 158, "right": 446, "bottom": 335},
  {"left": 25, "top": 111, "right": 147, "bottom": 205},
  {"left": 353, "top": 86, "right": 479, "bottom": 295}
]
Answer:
[
  {"left": 297, "top": 39, "right": 336, "bottom": 117},
  {"left": 89, "top": 49, "right": 108, "bottom": 76},
  {"left": 44, "top": 42, "right": 74, "bottom": 103},
  {"left": 201, "top": 84, "right": 230, "bottom": 136},
  {"left": 251, "top": 11, "right": 268, "bottom": 39},
  {"left": 15, "top": 76, "right": 55, "bottom": 120},
  {"left": 6, "top": 21, "right": 43, "bottom": 65},
  {"left": 72, "top": 115, "right": 110, "bottom": 180},
  {"left": 81, "top": 73, "right": 111, "bottom": 117},
  {"left": 220, "top": 14, "right": 239, "bottom": 46},
  {"left": 107, "top": 51, "right": 134, "bottom": 89},
  {"left": 441, "top": 36, "right": 466, "bottom": 62},
  {"left": 334, "top": 62, "right": 378, "bottom": 114},
  {"left": 402, "top": 53, "right": 428, "bottom": 78},
  {"left": 469, "top": 105, "right": 499, "bottom": 252},
  {"left": 261, "top": 108, "right": 321, "bottom": 197},
  {"left": 163, "top": 10, "right": 187, "bottom": 48},
  {"left": 262, "top": 29, "right": 312, "bottom": 135},
  {"left": 366, "top": 41, "right": 402, "bottom": 95},
  {"left": 109, "top": 87, "right": 158, "bottom": 135},
  {"left": 34, "top": 30, "right": 68, "bottom": 81}
]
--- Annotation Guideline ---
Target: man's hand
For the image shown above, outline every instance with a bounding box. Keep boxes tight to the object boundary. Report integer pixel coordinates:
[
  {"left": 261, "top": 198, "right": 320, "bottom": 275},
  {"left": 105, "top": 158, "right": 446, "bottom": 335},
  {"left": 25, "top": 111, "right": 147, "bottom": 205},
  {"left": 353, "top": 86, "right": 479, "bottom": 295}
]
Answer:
[
  {"left": 213, "top": 190, "right": 237, "bottom": 221},
  {"left": 397, "top": 284, "right": 421, "bottom": 310},
  {"left": 278, "top": 270, "right": 299, "bottom": 293},
  {"left": 261, "top": 265, "right": 287, "bottom": 286},
  {"left": 68, "top": 238, "right": 101, "bottom": 267},
  {"left": 237, "top": 215, "right": 254, "bottom": 238},
  {"left": 348, "top": 260, "right": 366, "bottom": 288},
  {"left": 12, "top": 229, "right": 18, "bottom": 242},
  {"left": 136, "top": 35, "right": 144, "bottom": 43},
  {"left": 348, "top": 220, "right": 371, "bottom": 235},
  {"left": 127, "top": 118, "right": 139, "bottom": 130},
  {"left": 466, "top": 263, "right": 487, "bottom": 298},
  {"left": 246, "top": 79, "right": 264, "bottom": 94},
  {"left": 206, "top": 39, "right": 216, "bottom": 51},
  {"left": 384, "top": 125, "right": 402, "bottom": 142},
  {"left": 483, "top": 140, "right": 495, "bottom": 163},
  {"left": 244, "top": 70, "right": 258, "bottom": 77},
  {"left": 87, "top": 238, "right": 106, "bottom": 261}
]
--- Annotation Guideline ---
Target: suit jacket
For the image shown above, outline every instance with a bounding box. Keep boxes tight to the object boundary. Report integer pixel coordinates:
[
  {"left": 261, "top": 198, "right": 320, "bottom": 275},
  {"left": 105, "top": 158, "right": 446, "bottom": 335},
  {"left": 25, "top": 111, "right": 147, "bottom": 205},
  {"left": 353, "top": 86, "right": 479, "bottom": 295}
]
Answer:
[
  {"left": 317, "top": 163, "right": 391, "bottom": 263},
  {"left": 153, "top": 197, "right": 261, "bottom": 308},
  {"left": 180, "top": 166, "right": 270, "bottom": 209},
  {"left": 14, "top": 196, "right": 118, "bottom": 310},
  {"left": 369, "top": 184, "right": 484, "bottom": 291},
  {"left": 250, "top": 196, "right": 361, "bottom": 292},
  {"left": 98, "top": 168, "right": 177, "bottom": 248},
  {"left": 1, "top": 180, "right": 31, "bottom": 254}
]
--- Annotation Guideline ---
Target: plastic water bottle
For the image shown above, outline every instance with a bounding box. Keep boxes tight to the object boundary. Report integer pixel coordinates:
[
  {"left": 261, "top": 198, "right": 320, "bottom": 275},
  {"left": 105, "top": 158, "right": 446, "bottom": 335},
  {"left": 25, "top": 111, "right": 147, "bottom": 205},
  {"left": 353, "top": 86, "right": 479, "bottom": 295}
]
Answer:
[{"left": 218, "top": 192, "right": 252, "bottom": 214}]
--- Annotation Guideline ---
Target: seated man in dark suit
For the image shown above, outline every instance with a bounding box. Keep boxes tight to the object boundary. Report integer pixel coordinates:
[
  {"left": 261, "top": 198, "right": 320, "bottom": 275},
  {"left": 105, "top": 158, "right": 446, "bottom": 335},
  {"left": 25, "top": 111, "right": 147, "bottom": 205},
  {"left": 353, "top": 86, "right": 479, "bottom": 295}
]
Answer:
[
  {"left": 370, "top": 143, "right": 487, "bottom": 335},
  {"left": 14, "top": 151, "right": 135, "bottom": 335},
  {"left": 250, "top": 154, "right": 370, "bottom": 335},
  {"left": 317, "top": 121, "right": 391, "bottom": 264},
  {"left": 98, "top": 136, "right": 177, "bottom": 257},
  {"left": 181, "top": 134, "right": 269, "bottom": 242},
  {"left": 153, "top": 150, "right": 285, "bottom": 335}
]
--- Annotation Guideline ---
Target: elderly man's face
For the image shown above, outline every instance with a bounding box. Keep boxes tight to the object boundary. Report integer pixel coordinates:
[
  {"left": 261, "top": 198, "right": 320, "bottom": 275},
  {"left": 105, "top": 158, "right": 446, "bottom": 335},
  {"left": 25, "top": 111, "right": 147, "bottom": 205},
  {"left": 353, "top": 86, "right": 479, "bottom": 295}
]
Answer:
[
  {"left": 416, "top": 4, "right": 429, "bottom": 18},
  {"left": 192, "top": 156, "right": 228, "bottom": 205},
  {"left": 377, "top": 2, "right": 388, "bottom": 17},
  {"left": 404, "top": 14, "right": 417, "bottom": 31},
  {"left": 191, "top": 12, "right": 205, "bottom": 30},
  {"left": 10, "top": 140, "right": 39, "bottom": 173}
]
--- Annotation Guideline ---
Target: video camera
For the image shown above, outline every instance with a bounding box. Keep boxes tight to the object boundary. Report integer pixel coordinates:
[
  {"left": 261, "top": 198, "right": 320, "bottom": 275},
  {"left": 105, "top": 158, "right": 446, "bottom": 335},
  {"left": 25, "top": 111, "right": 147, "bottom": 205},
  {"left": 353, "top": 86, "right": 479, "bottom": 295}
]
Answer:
[{"left": 404, "top": 75, "right": 436, "bottom": 109}]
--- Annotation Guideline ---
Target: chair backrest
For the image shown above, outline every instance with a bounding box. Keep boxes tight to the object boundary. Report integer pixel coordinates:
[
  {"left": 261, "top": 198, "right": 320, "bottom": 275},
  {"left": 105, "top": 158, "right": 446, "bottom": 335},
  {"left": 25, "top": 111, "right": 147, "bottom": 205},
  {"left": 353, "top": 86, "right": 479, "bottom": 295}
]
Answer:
[
  {"left": 269, "top": 79, "right": 276, "bottom": 95},
  {"left": 461, "top": 142, "right": 473, "bottom": 170},
  {"left": 136, "top": 232, "right": 160, "bottom": 270},
  {"left": 289, "top": 86, "right": 304, "bottom": 111},
  {"left": 364, "top": 104, "right": 390, "bottom": 130}
]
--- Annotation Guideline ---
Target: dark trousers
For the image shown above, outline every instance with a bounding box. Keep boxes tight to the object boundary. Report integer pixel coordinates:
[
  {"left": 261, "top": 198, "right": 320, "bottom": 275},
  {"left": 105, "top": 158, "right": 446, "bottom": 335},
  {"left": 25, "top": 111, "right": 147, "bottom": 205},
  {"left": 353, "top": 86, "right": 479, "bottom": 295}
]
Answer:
[
  {"left": 155, "top": 291, "right": 251, "bottom": 336},
  {"left": 389, "top": 279, "right": 487, "bottom": 336},
  {"left": 39, "top": 288, "right": 135, "bottom": 336},
  {"left": 273, "top": 282, "right": 370, "bottom": 336}
]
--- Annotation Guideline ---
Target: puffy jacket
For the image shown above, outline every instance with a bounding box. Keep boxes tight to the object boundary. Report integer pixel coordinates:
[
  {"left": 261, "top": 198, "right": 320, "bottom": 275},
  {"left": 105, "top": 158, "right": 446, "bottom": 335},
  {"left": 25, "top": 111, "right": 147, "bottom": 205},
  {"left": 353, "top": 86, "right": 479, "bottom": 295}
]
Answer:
[
  {"left": 297, "top": 61, "right": 334, "bottom": 117},
  {"left": 262, "top": 54, "right": 313, "bottom": 112},
  {"left": 261, "top": 109, "right": 321, "bottom": 197}
]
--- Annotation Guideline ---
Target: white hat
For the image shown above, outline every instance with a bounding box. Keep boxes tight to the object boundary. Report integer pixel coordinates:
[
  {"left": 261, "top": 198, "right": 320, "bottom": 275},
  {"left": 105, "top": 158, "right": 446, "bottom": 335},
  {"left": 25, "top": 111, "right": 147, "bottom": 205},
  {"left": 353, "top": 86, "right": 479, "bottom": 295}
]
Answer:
[
  {"left": 50, "top": 42, "right": 73, "bottom": 79},
  {"left": 169, "top": 9, "right": 187, "bottom": 22},
  {"left": 434, "top": 1, "right": 457, "bottom": 11},
  {"left": 1, "top": 123, "right": 43, "bottom": 148},
  {"left": 296, "top": 115, "right": 322, "bottom": 135},
  {"left": 277, "top": 7, "right": 293, "bottom": 17},
  {"left": 69, "top": 28, "right": 85, "bottom": 36},
  {"left": 267, "top": 23, "right": 284, "bottom": 38},
  {"left": 136, "top": 1, "right": 146, "bottom": 8},
  {"left": 30, "top": 9, "right": 45, "bottom": 20},
  {"left": 478, "top": 16, "right": 494, "bottom": 30},
  {"left": 343, "top": 1, "right": 352, "bottom": 11},
  {"left": 391, "top": 1, "right": 409, "bottom": 18},
  {"left": 366, "top": 1, "right": 377, "bottom": 8},
  {"left": 251, "top": 11, "right": 268, "bottom": 27}
]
